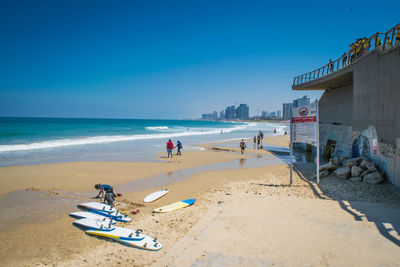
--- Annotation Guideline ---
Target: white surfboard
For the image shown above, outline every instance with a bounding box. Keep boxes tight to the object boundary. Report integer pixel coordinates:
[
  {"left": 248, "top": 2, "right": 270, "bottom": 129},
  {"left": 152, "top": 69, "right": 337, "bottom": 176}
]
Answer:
[
  {"left": 86, "top": 228, "right": 162, "bottom": 251},
  {"left": 144, "top": 189, "right": 169, "bottom": 203},
  {"left": 116, "top": 234, "right": 163, "bottom": 251},
  {"left": 85, "top": 226, "right": 145, "bottom": 241},
  {"left": 77, "top": 202, "right": 131, "bottom": 222},
  {"left": 69, "top": 211, "right": 117, "bottom": 224},
  {"left": 78, "top": 202, "right": 117, "bottom": 213},
  {"left": 73, "top": 218, "right": 115, "bottom": 231}
]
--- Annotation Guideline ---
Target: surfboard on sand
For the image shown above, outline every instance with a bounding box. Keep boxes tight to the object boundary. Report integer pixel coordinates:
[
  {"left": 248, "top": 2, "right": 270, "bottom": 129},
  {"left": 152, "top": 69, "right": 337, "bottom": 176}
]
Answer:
[
  {"left": 144, "top": 189, "right": 169, "bottom": 203},
  {"left": 153, "top": 198, "right": 196, "bottom": 213},
  {"left": 69, "top": 211, "right": 117, "bottom": 224},
  {"left": 85, "top": 226, "right": 145, "bottom": 241},
  {"left": 86, "top": 228, "right": 162, "bottom": 251},
  {"left": 73, "top": 218, "right": 115, "bottom": 231},
  {"left": 78, "top": 202, "right": 117, "bottom": 213},
  {"left": 77, "top": 202, "right": 132, "bottom": 222}
]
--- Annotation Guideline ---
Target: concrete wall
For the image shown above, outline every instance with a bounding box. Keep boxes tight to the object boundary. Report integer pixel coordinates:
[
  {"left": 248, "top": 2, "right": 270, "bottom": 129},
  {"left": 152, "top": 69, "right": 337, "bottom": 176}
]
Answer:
[
  {"left": 352, "top": 47, "right": 400, "bottom": 186},
  {"left": 319, "top": 84, "right": 353, "bottom": 125}
]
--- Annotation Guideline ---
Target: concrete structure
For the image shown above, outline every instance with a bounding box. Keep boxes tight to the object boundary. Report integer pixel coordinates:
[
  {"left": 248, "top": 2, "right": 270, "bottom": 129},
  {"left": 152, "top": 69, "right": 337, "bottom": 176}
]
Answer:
[{"left": 293, "top": 46, "right": 400, "bottom": 187}]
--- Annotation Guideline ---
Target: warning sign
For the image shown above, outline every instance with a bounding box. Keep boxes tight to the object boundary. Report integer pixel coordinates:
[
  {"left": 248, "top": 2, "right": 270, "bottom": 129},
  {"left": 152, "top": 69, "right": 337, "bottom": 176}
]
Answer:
[{"left": 292, "top": 102, "right": 317, "bottom": 145}]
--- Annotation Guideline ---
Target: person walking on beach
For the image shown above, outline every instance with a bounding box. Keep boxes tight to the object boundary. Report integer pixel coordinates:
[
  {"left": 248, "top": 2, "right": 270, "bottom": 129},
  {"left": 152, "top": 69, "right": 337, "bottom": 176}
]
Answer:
[
  {"left": 240, "top": 139, "right": 246, "bottom": 154},
  {"left": 253, "top": 136, "right": 257, "bottom": 147},
  {"left": 257, "top": 134, "right": 261, "bottom": 149},
  {"left": 167, "top": 139, "right": 174, "bottom": 158},
  {"left": 176, "top": 140, "right": 183, "bottom": 155}
]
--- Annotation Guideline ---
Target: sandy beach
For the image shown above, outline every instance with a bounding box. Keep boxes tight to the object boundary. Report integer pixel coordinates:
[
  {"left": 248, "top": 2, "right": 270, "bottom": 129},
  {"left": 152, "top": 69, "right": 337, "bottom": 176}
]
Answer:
[{"left": 1, "top": 134, "right": 400, "bottom": 266}]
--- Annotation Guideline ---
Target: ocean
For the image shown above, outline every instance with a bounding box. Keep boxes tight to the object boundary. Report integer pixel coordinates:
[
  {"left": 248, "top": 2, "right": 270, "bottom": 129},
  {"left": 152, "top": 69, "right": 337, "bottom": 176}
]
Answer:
[{"left": 0, "top": 117, "right": 288, "bottom": 166}]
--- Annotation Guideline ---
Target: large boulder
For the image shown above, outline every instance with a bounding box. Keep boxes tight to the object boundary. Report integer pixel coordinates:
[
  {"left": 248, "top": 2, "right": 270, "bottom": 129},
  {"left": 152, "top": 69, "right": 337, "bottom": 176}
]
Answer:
[
  {"left": 363, "top": 172, "right": 384, "bottom": 184},
  {"left": 319, "top": 162, "right": 337, "bottom": 172},
  {"left": 319, "top": 169, "right": 330, "bottom": 178},
  {"left": 344, "top": 158, "right": 363, "bottom": 168},
  {"left": 360, "top": 169, "right": 370, "bottom": 177},
  {"left": 334, "top": 167, "right": 351, "bottom": 179},
  {"left": 351, "top": 166, "right": 363, "bottom": 177},
  {"left": 366, "top": 162, "right": 378, "bottom": 172},
  {"left": 331, "top": 157, "right": 341, "bottom": 167},
  {"left": 360, "top": 159, "right": 369, "bottom": 169}
]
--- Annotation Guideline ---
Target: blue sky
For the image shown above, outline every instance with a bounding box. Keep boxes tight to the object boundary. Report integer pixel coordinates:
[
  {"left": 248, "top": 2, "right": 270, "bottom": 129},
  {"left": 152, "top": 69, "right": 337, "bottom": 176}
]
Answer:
[{"left": 0, "top": 0, "right": 399, "bottom": 119}]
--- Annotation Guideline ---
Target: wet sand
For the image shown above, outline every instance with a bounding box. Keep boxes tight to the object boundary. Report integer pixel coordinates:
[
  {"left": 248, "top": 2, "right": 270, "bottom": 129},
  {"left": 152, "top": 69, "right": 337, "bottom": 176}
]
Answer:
[{"left": 1, "top": 134, "right": 400, "bottom": 266}]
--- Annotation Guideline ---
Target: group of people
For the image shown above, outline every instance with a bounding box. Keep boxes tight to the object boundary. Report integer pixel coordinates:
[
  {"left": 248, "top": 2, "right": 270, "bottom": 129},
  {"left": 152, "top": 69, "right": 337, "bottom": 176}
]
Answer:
[
  {"left": 166, "top": 139, "right": 183, "bottom": 158},
  {"left": 329, "top": 27, "right": 400, "bottom": 73},
  {"left": 239, "top": 130, "right": 264, "bottom": 154}
]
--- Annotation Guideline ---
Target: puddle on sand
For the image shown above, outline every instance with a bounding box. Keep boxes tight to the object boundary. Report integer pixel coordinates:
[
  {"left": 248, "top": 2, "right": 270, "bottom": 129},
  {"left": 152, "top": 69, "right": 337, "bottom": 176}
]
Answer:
[{"left": 116, "top": 154, "right": 286, "bottom": 194}]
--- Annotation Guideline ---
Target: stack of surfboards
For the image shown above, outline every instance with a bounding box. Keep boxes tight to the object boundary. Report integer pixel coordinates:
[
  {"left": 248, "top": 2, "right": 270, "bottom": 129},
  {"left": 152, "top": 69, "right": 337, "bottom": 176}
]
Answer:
[{"left": 70, "top": 202, "right": 162, "bottom": 251}]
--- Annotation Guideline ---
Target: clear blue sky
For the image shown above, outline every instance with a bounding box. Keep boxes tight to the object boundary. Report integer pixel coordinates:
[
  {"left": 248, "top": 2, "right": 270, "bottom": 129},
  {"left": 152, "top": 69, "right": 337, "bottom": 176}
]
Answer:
[{"left": 0, "top": 0, "right": 399, "bottom": 119}]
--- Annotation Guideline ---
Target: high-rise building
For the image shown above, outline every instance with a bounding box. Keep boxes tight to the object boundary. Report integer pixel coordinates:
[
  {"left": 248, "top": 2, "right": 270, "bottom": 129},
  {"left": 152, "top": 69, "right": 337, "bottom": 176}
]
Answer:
[
  {"left": 225, "top": 105, "right": 236, "bottom": 120},
  {"left": 282, "top": 103, "right": 292, "bottom": 120},
  {"left": 293, "top": 95, "right": 310, "bottom": 108},
  {"left": 236, "top": 104, "right": 249, "bottom": 120},
  {"left": 277, "top": 110, "right": 282, "bottom": 118},
  {"left": 219, "top": 110, "right": 225, "bottom": 120}
]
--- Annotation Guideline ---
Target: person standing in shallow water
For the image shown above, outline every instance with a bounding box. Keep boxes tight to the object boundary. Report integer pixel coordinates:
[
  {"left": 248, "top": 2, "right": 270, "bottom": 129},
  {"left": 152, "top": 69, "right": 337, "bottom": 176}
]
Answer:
[
  {"left": 240, "top": 139, "right": 246, "bottom": 154},
  {"left": 167, "top": 139, "right": 174, "bottom": 158}
]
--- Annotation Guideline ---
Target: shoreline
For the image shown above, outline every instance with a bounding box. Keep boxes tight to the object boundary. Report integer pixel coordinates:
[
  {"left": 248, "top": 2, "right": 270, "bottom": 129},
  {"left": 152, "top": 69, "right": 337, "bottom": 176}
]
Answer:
[{"left": 1, "top": 134, "right": 400, "bottom": 266}]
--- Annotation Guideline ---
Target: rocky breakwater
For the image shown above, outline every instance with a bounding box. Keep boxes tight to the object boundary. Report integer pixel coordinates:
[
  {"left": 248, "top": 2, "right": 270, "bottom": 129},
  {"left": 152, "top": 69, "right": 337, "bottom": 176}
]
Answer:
[{"left": 319, "top": 157, "right": 385, "bottom": 184}]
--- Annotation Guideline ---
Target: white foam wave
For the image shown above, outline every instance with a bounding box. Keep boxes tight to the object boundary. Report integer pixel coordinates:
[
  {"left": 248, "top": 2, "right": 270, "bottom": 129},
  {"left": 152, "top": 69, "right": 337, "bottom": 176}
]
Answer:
[
  {"left": 0, "top": 125, "right": 246, "bottom": 152},
  {"left": 145, "top": 126, "right": 169, "bottom": 131}
]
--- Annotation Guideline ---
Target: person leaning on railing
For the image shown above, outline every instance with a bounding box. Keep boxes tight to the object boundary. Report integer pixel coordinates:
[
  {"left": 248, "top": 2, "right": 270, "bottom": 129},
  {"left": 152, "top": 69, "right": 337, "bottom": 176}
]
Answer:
[
  {"left": 328, "top": 59, "right": 334, "bottom": 73},
  {"left": 363, "top": 37, "right": 370, "bottom": 55},
  {"left": 396, "top": 27, "right": 400, "bottom": 47},
  {"left": 341, "top": 52, "right": 348, "bottom": 67},
  {"left": 375, "top": 34, "right": 382, "bottom": 48}
]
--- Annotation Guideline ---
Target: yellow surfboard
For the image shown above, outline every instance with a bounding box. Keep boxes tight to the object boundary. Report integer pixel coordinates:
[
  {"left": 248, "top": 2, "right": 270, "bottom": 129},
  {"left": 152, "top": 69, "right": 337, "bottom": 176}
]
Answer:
[{"left": 153, "top": 198, "right": 196, "bottom": 213}]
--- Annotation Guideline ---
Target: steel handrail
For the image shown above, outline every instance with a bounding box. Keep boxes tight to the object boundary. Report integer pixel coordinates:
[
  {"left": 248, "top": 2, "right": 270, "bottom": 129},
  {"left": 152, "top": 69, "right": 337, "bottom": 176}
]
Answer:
[{"left": 293, "top": 23, "right": 400, "bottom": 86}]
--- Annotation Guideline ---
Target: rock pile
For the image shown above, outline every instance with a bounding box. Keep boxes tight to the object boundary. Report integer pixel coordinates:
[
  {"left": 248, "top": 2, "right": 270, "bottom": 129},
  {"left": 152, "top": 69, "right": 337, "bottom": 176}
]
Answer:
[{"left": 319, "top": 157, "right": 384, "bottom": 184}]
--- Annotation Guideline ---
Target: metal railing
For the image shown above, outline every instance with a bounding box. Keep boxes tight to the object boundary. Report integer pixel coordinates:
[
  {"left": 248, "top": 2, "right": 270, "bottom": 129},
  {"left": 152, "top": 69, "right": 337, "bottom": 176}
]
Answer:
[{"left": 293, "top": 23, "right": 400, "bottom": 86}]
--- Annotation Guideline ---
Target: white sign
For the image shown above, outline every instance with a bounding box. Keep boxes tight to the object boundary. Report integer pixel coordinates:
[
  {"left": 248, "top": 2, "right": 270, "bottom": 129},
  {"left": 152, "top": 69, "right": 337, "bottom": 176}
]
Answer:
[{"left": 292, "top": 102, "right": 317, "bottom": 145}]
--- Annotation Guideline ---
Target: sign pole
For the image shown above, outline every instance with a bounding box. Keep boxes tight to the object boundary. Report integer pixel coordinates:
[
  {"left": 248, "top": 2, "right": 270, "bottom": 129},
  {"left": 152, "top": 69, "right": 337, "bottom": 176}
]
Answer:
[
  {"left": 316, "top": 99, "right": 320, "bottom": 184},
  {"left": 290, "top": 112, "right": 293, "bottom": 184}
]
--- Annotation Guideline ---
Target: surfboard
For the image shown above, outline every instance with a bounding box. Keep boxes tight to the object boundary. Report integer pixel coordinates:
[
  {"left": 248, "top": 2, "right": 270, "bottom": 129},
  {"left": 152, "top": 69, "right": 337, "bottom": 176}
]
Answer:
[
  {"left": 77, "top": 202, "right": 131, "bottom": 222},
  {"left": 144, "top": 189, "right": 169, "bottom": 203},
  {"left": 116, "top": 235, "right": 163, "bottom": 251},
  {"left": 69, "top": 211, "right": 117, "bottom": 224},
  {"left": 73, "top": 218, "right": 115, "bottom": 231},
  {"left": 85, "top": 226, "right": 145, "bottom": 241},
  {"left": 78, "top": 202, "right": 117, "bottom": 213},
  {"left": 86, "top": 228, "right": 162, "bottom": 251},
  {"left": 153, "top": 198, "right": 196, "bottom": 213}
]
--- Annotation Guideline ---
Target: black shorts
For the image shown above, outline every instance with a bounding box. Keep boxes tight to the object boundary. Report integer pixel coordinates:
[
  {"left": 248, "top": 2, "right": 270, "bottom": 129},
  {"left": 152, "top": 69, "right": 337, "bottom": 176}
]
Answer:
[{"left": 104, "top": 192, "right": 114, "bottom": 205}]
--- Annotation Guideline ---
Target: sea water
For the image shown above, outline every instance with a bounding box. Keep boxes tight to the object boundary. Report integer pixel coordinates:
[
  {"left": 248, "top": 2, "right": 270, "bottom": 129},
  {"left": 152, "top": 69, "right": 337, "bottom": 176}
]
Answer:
[{"left": 0, "top": 117, "right": 288, "bottom": 166}]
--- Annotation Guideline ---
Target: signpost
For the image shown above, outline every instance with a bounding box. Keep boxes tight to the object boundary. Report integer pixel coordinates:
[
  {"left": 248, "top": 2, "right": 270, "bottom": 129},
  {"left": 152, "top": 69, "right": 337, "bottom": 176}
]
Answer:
[{"left": 290, "top": 100, "right": 320, "bottom": 184}]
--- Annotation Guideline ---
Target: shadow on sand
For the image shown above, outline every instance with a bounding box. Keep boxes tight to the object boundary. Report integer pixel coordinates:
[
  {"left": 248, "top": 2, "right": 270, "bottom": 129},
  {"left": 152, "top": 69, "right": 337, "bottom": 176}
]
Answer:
[{"left": 265, "top": 146, "right": 400, "bottom": 247}]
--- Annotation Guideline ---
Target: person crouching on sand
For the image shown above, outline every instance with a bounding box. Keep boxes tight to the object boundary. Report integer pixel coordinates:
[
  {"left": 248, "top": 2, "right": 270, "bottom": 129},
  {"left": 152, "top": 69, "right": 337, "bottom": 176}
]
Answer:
[
  {"left": 94, "top": 183, "right": 121, "bottom": 206},
  {"left": 167, "top": 139, "right": 174, "bottom": 158},
  {"left": 240, "top": 139, "right": 246, "bottom": 154}
]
